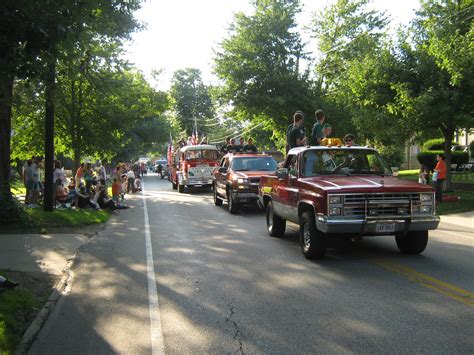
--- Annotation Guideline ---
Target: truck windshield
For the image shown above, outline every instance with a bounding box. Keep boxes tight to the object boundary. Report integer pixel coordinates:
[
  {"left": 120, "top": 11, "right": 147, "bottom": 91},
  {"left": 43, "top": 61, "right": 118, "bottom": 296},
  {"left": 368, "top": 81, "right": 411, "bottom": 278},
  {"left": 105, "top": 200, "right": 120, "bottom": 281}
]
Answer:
[
  {"left": 185, "top": 150, "right": 219, "bottom": 160},
  {"left": 231, "top": 157, "right": 278, "bottom": 172},
  {"left": 301, "top": 149, "right": 391, "bottom": 177}
]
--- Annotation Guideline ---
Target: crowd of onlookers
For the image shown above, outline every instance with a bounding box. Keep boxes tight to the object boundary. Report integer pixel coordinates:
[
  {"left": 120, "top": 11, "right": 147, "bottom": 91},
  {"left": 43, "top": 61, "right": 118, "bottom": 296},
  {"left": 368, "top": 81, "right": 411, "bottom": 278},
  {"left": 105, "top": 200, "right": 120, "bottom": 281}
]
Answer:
[{"left": 21, "top": 158, "right": 149, "bottom": 210}]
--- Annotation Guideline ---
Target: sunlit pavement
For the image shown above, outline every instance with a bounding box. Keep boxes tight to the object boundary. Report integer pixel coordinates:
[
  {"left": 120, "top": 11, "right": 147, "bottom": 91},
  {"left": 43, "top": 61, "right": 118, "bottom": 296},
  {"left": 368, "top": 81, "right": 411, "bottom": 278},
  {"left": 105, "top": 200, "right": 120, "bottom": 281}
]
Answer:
[{"left": 30, "top": 174, "right": 474, "bottom": 354}]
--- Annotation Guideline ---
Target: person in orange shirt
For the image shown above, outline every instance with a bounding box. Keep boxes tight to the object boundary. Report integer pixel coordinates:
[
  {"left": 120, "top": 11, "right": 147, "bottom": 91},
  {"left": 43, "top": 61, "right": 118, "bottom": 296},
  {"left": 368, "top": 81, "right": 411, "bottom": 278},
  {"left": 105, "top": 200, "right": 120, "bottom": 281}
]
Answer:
[
  {"left": 434, "top": 154, "right": 447, "bottom": 202},
  {"left": 112, "top": 177, "right": 122, "bottom": 204}
]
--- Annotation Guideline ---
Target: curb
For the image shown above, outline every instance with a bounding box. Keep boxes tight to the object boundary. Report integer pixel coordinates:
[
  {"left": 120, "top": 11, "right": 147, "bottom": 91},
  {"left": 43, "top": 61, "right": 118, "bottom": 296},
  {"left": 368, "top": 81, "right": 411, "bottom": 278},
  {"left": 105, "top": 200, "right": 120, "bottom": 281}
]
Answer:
[{"left": 14, "top": 228, "right": 103, "bottom": 355}]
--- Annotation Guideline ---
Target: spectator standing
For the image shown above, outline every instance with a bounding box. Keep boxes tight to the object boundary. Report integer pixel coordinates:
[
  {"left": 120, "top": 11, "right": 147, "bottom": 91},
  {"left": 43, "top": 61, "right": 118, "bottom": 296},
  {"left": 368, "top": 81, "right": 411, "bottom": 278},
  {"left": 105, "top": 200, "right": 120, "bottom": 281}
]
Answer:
[
  {"left": 75, "top": 163, "right": 85, "bottom": 186},
  {"left": 126, "top": 168, "right": 135, "bottom": 193},
  {"left": 433, "top": 154, "right": 447, "bottom": 203},
  {"left": 288, "top": 111, "right": 306, "bottom": 150},
  {"left": 53, "top": 160, "right": 66, "bottom": 186},
  {"left": 243, "top": 138, "right": 257, "bottom": 153},
  {"left": 24, "top": 159, "right": 39, "bottom": 206},
  {"left": 311, "top": 109, "right": 326, "bottom": 146},
  {"left": 84, "top": 163, "right": 94, "bottom": 193},
  {"left": 98, "top": 160, "right": 107, "bottom": 182}
]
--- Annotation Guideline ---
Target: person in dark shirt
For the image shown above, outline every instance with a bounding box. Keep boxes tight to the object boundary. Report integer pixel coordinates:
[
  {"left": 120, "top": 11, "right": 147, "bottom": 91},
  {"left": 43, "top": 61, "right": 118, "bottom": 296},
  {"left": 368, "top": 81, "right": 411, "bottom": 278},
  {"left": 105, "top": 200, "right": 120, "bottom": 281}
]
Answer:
[
  {"left": 311, "top": 109, "right": 326, "bottom": 145},
  {"left": 220, "top": 137, "right": 231, "bottom": 154},
  {"left": 243, "top": 138, "right": 257, "bottom": 153},
  {"left": 288, "top": 111, "right": 306, "bottom": 150},
  {"left": 227, "top": 138, "right": 236, "bottom": 153}
]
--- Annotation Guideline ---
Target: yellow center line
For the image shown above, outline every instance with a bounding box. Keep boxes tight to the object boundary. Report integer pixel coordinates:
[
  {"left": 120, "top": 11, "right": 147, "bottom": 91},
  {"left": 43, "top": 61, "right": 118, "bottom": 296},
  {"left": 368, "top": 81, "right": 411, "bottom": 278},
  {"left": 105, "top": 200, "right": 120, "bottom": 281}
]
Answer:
[{"left": 372, "top": 259, "right": 474, "bottom": 308}]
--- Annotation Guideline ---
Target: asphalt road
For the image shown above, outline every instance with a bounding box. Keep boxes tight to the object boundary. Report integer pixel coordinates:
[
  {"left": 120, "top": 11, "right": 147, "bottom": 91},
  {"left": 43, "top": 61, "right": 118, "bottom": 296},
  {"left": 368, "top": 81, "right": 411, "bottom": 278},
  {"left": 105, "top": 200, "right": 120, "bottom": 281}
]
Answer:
[{"left": 30, "top": 174, "right": 474, "bottom": 354}]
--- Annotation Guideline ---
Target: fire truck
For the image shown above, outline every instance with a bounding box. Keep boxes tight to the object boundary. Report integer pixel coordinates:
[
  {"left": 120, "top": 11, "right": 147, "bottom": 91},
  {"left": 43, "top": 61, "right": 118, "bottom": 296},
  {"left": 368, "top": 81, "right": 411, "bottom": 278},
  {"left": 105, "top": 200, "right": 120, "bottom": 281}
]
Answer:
[{"left": 170, "top": 144, "right": 220, "bottom": 193}]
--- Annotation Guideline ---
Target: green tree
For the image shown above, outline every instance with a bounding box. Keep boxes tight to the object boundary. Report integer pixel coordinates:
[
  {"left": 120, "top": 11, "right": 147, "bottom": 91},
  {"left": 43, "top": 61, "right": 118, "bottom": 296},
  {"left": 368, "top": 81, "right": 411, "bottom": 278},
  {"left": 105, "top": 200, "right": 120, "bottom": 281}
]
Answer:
[
  {"left": 214, "top": 0, "right": 313, "bottom": 150},
  {"left": 392, "top": 0, "right": 474, "bottom": 189},
  {"left": 169, "top": 68, "right": 215, "bottom": 138},
  {"left": 0, "top": 0, "right": 142, "bottom": 216}
]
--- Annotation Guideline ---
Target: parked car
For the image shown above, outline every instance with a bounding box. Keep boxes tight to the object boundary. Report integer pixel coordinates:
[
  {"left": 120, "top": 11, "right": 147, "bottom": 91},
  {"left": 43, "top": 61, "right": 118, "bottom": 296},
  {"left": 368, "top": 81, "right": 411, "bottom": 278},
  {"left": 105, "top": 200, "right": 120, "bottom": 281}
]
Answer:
[
  {"left": 258, "top": 145, "right": 440, "bottom": 259},
  {"left": 170, "top": 144, "right": 220, "bottom": 193},
  {"left": 213, "top": 152, "right": 278, "bottom": 214}
]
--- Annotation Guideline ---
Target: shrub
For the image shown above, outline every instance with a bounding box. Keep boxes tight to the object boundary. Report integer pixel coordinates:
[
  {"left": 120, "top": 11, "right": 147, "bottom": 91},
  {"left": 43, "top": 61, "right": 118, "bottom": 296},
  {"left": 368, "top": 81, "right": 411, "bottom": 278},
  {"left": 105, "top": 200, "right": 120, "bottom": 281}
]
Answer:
[
  {"left": 417, "top": 151, "right": 469, "bottom": 170},
  {"left": 422, "top": 138, "right": 457, "bottom": 151}
]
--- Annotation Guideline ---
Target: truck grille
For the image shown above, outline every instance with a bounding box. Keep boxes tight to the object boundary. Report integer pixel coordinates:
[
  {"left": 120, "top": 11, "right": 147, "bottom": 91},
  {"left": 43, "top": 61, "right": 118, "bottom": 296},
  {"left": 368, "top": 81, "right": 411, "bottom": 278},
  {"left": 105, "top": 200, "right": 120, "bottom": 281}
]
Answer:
[
  {"left": 249, "top": 177, "right": 260, "bottom": 185},
  {"left": 343, "top": 193, "right": 420, "bottom": 218}
]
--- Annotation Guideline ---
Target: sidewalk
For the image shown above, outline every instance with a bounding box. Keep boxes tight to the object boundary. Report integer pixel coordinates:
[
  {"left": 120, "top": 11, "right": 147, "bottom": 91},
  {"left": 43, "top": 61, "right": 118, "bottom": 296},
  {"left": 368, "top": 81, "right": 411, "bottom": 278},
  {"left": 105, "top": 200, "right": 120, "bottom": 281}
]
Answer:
[{"left": 0, "top": 233, "right": 89, "bottom": 276}]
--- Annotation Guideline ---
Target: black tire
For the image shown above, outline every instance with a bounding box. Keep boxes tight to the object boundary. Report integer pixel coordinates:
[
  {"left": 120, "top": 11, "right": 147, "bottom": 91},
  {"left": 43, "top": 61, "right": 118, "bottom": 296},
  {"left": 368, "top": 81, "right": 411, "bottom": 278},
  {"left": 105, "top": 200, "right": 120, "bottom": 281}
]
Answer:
[
  {"left": 300, "top": 212, "right": 326, "bottom": 259},
  {"left": 395, "top": 231, "right": 428, "bottom": 254},
  {"left": 172, "top": 178, "right": 177, "bottom": 190},
  {"left": 266, "top": 200, "right": 286, "bottom": 237},
  {"left": 161, "top": 174, "right": 164, "bottom": 180},
  {"left": 178, "top": 183, "right": 185, "bottom": 193},
  {"left": 214, "top": 184, "right": 223, "bottom": 206},
  {"left": 227, "top": 189, "right": 239, "bottom": 214}
]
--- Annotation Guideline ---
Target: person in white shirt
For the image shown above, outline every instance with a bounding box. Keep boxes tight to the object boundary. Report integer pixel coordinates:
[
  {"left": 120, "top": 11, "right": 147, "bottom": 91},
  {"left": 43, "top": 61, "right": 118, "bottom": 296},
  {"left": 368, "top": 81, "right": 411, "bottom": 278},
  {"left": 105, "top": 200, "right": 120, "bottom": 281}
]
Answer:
[{"left": 126, "top": 169, "right": 135, "bottom": 193}]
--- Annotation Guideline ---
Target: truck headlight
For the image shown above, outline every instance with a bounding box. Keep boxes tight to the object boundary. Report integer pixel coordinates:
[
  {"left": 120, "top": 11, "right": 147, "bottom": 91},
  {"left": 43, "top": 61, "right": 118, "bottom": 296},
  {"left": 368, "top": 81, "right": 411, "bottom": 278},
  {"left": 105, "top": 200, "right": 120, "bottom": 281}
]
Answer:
[
  {"left": 237, "top": 178, "right": 248, "bottom": 184},
  {"left": 329, "top": 195, "right": 342, "bottom": 204},
  {"left": 420, "top": 193, "right": 433, "bottom": 202},
  {"left": 329, "top": 207, "right": 341, "bottom": 216},
  {"left": 420, "top": 205, "right": 432, "bottom": 214}
]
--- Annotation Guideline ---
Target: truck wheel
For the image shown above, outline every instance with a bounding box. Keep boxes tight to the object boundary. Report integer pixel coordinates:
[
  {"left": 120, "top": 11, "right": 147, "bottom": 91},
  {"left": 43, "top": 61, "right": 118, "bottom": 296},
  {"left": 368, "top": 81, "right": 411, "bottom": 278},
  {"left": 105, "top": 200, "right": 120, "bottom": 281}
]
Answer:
[
  {"left": 395, "top": 231, "right": 428, "bottom": 254},
  {"left": 227, "top": 189, "right": 239, "bottom": 214},
  {"left": 178, "top": 183, "right": 185, "bottom": 193},
  {"left": 266, "top": 201, "right": 285, "bottom": 237},
  {"left": 172, "top": 179, "right": 177, "bottom": 190},
  {"left": 300, "top": 212, "right": 326, "bottom": 259},
  {"left": 214, "top": 183, "right": 223, "bottom": 206}
]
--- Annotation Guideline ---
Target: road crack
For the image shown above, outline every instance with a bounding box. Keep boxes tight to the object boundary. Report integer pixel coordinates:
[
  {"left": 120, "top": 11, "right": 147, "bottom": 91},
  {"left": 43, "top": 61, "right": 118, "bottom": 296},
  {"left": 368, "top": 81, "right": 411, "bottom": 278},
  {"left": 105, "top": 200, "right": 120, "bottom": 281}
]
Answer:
[{"left": 226, "top": 303, "right": 244, "bottom": 354}]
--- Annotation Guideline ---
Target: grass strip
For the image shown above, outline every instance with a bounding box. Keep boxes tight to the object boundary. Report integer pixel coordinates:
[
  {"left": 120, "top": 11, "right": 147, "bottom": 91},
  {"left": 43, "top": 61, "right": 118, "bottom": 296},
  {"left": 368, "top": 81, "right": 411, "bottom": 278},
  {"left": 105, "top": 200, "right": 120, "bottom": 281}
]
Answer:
[
  {"left": 0, "top": 288, "right": 39, "bottom": 354},
  {"left": 24, "top": 208, "right": 110, "bottom": 228}
]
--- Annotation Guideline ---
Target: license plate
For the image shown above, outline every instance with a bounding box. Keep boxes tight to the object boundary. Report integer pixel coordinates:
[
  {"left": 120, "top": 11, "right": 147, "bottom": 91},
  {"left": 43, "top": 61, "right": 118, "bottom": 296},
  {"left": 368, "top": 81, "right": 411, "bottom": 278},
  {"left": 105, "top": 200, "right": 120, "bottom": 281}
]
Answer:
[{"left": 376, "top": 223, "right": 396, "bottom": 233}]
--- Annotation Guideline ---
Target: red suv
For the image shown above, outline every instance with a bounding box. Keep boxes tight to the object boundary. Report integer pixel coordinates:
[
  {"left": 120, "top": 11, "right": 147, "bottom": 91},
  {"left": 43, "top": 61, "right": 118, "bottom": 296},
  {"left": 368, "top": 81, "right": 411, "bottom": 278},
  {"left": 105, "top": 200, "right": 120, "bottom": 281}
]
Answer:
[{"left": 213, "top": 153, "right": 278, "bottom": 213}]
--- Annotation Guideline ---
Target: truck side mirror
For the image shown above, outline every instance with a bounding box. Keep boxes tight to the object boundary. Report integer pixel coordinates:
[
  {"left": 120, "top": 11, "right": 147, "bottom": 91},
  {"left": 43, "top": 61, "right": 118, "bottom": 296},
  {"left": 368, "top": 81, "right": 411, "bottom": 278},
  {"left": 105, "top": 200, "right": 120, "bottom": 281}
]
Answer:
[
  {"left": 276, "top": 168, "right": 289, "bottom": 180},
  {"left": 218, "top": 167, "right": 228, "bottom": 173}
]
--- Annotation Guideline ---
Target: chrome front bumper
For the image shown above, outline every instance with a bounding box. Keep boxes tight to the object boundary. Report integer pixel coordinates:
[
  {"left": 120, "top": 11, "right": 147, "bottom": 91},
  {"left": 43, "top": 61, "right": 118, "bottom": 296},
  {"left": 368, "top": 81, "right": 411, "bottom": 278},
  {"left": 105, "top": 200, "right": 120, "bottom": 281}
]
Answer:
[
  {"left": 233, "top": 190, "right": 259, "bottom": 204},
  {"left": 316, "top": 215, "right": 440, "bottom": 235}
]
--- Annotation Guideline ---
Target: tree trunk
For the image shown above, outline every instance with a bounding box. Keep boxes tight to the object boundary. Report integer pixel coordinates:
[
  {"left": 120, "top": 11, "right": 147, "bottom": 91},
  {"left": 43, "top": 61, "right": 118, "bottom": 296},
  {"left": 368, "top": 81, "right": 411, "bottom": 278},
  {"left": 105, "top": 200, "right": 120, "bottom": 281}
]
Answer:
[
  {"left": 44, "top": 54, "right": 56, "bottom": 212},
  {"left": 443, "top": 122, "right": 455, "bottom": 192},
  {"left": 0, "top": 62, "right": 15, "bottom": 220}
]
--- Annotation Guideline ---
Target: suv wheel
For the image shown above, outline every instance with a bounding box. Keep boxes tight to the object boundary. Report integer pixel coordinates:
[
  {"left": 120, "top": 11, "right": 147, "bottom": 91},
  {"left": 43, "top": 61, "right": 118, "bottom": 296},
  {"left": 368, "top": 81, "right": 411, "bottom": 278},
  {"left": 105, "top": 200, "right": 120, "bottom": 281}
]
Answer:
[
  {"left": 395, "top": 231, "right": 428, "bottom": 254},
  {"left": 266, "top": 201, "right": 285, "bottom": 237},
  {"left": 300, "top": 212, "right": 326, "bottom": 259},
  {"left": 214, "top": 183, "right": 223, "bottom": 206},
  {"left": 227, "top": 189, "right": 239, "bottom": 214},
  {"left": 178, "top": 183, "right": 185, "bottom": 193}
]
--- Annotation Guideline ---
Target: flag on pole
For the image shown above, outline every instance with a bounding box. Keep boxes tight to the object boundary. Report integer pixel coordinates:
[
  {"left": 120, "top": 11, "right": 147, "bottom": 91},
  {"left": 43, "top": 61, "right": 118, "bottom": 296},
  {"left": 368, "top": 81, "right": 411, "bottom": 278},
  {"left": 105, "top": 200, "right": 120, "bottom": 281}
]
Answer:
[
  {"left": 167, "top": 132, "right": 173, "bottom": 166},
  {"left": 191, "top": 122, "right": 198, "bottom": 145}
]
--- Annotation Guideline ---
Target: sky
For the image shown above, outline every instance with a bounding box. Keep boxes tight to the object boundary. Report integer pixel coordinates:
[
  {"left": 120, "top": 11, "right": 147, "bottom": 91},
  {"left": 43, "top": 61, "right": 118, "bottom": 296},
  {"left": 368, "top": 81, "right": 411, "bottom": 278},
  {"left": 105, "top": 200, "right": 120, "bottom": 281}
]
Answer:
[{"left": 124, "top": 0, "right": 421, "bottom": 91}]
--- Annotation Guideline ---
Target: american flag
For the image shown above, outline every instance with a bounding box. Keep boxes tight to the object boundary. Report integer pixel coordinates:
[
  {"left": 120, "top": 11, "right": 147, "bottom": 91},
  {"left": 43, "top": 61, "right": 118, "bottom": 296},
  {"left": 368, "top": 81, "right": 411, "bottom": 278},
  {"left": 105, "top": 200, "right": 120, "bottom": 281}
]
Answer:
[
  {"left": 167, "top": 132, "right": 173, "bottom": 166},
  {"left": 191, "top": 122, "right": 198, "bottom": 145}
]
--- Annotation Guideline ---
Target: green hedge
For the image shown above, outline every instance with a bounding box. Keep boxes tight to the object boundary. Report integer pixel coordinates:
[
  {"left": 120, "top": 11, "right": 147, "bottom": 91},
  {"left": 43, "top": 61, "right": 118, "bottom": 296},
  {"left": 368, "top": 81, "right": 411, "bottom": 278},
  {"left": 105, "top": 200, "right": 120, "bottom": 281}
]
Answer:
[
  {"left": 422, "top": 138, "right": 457, "bottom": 151},
  {"left": 417, "top": 151, "right": 469, "bottom": 170}
]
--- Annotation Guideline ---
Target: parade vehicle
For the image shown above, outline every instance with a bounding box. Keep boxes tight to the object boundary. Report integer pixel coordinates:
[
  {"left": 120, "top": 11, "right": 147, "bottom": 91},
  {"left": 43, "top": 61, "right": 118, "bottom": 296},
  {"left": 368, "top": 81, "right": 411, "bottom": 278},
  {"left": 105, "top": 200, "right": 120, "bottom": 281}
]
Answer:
[
  {"left": 213, "top": 152, "right": 278, "bottom": 214},
  {"left": 258, "top": 141, "right": 440, "bottom": 259},
  {"left": 170, "top": 144, "right": 220, "bottom": 193}
]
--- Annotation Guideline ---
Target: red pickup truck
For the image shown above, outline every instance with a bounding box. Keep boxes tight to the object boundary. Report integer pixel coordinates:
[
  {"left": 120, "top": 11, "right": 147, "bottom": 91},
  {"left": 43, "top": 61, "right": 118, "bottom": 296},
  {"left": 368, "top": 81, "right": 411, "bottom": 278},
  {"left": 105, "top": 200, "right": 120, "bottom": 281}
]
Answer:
[{"left": 258, "top": 146, "right": 440, "bottom": 259}]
